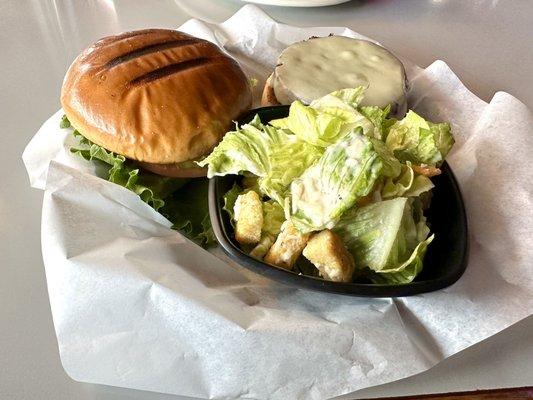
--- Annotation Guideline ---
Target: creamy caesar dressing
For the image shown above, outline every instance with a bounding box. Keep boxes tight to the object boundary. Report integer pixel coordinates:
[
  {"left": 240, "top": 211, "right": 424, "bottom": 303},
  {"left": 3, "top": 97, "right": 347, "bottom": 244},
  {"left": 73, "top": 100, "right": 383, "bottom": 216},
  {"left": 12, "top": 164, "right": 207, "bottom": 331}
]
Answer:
[
  {"left": 291, "top": 165, "right": 337, "bottom": 228},
  {"left": 337, "top": 132, "right": 368, "bottom": 171},
  {"left": 273, "top": 36, "right": 406, "bottom": 110},
  {"left": 343, "top": 132, "right": 367, "bottom": 154},
  {"left": 291, "top": 132, "right": 372, "bottom": 230}
]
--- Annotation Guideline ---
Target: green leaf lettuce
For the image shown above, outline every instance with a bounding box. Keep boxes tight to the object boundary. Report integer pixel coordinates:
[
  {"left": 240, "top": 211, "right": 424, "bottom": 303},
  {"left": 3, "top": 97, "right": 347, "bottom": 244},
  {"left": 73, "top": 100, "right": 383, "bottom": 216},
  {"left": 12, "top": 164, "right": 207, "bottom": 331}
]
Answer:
[{"left": 65, "top": 120, "right": 214, "bottom": 247}]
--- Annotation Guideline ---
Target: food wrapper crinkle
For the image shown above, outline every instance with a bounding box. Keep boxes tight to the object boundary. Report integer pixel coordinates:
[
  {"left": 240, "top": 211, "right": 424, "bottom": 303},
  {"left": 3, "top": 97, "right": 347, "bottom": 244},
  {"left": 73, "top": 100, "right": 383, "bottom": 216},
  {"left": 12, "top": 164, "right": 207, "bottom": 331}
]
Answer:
[{"left": 22, "top": 5, "right": 533, "bottom": 400}]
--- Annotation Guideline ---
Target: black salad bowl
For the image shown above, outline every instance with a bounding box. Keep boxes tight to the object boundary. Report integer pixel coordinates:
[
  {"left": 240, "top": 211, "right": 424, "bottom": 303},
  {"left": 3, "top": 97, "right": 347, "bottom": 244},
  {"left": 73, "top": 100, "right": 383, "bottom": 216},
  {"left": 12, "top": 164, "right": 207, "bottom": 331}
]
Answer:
[{"left": 208, "top": 106, "right": 469, "bottom": 297}]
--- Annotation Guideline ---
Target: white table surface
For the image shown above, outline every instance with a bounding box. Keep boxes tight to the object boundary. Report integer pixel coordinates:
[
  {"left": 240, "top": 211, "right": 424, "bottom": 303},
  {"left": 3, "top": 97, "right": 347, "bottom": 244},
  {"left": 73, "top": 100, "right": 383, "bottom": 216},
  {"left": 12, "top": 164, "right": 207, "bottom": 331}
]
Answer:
[{"left": 1, "top": 0, "right": 532, "bottom": 399}]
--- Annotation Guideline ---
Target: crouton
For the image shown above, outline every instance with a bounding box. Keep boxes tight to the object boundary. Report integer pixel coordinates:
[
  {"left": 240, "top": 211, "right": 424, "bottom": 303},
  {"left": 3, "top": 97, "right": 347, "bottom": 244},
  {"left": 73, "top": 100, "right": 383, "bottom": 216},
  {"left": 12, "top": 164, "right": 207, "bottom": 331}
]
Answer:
[
  {"left": 234, "top": 191, "right": 263, "bottom": 245},
  {"left": 264, "top": 221, "right": 310, "bottom": 270},
  {"left": 412, "top": 164, "right": 441, "bottom": 177},
  {"left": 303, "top": 230, "right": 355, "bottom": 282}
]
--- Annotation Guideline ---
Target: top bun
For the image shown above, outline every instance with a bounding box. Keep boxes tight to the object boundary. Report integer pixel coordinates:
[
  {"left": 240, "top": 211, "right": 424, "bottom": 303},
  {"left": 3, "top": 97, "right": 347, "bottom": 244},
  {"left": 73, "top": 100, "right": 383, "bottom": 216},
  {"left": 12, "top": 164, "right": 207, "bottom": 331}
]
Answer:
[{"left": 61, "top": 29, "right": 252, "bottom": 165}]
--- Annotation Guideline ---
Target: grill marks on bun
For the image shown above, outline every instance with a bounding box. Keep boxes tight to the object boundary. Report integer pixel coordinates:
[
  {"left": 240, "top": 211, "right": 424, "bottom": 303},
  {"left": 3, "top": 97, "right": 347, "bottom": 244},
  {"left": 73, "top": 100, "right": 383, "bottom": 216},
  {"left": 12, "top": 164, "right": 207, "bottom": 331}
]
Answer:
[
  {"left": 128, "top": 56, "right": 226, "bottom": 87},
  {"left": 102, "top": 35, "right": 219, "bottom": 89},
  {"left": 99, "top": 33, "right": 231, "bottom": 89},
  {"left": 60, "top": 29, "right": 252, "bottom": 167},
  {"left": 105, "top": 38, "right": 202, "bottom": 69}
]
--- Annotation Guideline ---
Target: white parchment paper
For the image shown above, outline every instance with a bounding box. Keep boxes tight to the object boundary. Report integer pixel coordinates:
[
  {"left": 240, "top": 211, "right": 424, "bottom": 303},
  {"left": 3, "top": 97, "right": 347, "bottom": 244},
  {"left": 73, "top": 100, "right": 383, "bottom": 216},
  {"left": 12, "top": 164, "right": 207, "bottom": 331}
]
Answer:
[{"left": 23, "top": 5, "right": 533, "bottom": 400}]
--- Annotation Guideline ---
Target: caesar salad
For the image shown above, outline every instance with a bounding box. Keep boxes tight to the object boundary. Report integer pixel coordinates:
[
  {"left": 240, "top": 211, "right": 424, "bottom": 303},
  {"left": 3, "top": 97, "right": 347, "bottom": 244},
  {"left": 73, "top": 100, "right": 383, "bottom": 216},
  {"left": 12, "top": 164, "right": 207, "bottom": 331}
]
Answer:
[{"left": 200, "top": 87, "right": 455, "bottom": 284}]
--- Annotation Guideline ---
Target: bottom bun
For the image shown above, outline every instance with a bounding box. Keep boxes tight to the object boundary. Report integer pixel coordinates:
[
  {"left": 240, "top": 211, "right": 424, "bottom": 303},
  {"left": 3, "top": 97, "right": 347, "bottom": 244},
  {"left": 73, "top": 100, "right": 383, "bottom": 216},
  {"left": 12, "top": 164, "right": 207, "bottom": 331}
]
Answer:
[
  {"left": 261, "top": 74, "right": 281, "bottom": 107},
  {"left": 139, "top": 161, "right": 207, "bottom": 178}
]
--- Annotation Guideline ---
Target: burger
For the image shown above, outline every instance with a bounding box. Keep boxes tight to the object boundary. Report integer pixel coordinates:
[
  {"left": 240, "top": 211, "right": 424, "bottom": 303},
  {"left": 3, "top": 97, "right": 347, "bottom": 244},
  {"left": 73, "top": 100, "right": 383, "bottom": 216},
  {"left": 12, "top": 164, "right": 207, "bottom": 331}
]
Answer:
[
  {"left": 61, "top": 28, "right": 252, "bottom": 178},
  {"left": 60, "top": 29, "right": 252, "bottom": 244},
  {"left": 261, "top": 35, "right": 408, "bottom": 117}
]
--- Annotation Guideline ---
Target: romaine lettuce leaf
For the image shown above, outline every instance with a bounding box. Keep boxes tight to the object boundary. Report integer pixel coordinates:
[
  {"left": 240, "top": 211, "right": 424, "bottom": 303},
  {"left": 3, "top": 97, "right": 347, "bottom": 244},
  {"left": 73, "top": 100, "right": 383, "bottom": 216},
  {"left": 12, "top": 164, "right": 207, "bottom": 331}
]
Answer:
[
  {"left": 370, "top": 136, "right": 403, "bottom": 178},
  {"left": 241, "top": 176, "right": 261, "bottom": 192},
  {"left": 249, "top": 199, "right": 286, "bottom": 260},
  {"left": 271, "top": 87, "right": 384, "bottom": 146},
  {"left": 311, "top": 86, "right": 366, "bottom": 109},
  {"left": 385, "top": 111, "right": 454, "bottom": 166},
  {"left": 197, "top": 116, "right": 278, "bottom": 178},
  {"left": 382, "top": 162, "right": 434, "bottom": 199},
  {"left": 258, "top": 132, "right": 322, "bottom": 204},
  {"left": 262, "top": 199, "right": 285, "bottom": 237},
  {"left": 290, "top": 129, "right": 401, "bottom": 232},
  {"left": 222, "top": 183, "right": 242, "bottom": 223},
  {"left": 249, "top": 235, "right": 275, "bottom": 260},
  {"left": 199, "top": 116, "right": 322, "bottom": 204},
  {"left": 271, "top": 100, "right": 345, "bottom": 146},
  {"left": 334, "top": 197, "right": 432, "bottom": 282},
  {"left": 366, "top": 236, "right": 433, "bottom": 284},
  {"left": 359, "top": 105, "right": 391, "bottom": 139}
]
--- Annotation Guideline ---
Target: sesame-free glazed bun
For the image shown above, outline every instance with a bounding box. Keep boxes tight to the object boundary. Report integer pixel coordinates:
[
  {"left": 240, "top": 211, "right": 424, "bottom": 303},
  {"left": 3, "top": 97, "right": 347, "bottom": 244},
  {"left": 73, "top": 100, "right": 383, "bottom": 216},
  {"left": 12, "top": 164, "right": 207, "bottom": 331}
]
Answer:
[{"left": 61, "top": 29, "right": 252, "bottom": 176}]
